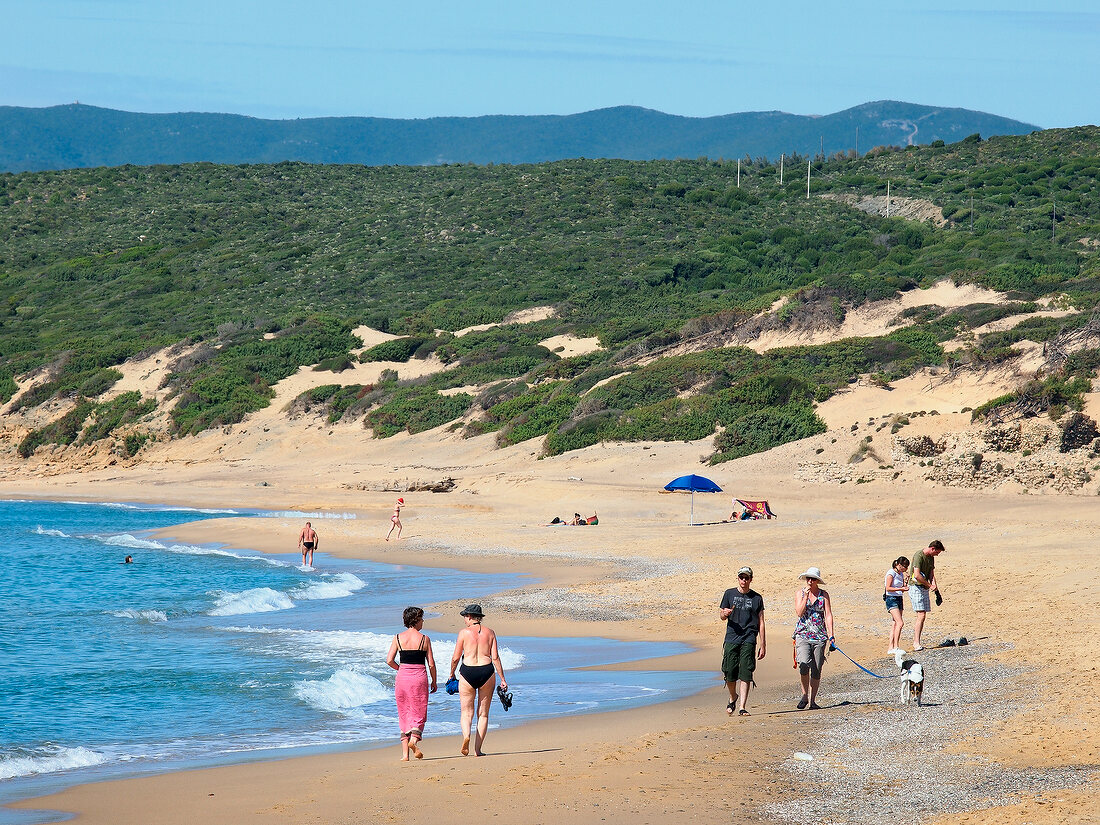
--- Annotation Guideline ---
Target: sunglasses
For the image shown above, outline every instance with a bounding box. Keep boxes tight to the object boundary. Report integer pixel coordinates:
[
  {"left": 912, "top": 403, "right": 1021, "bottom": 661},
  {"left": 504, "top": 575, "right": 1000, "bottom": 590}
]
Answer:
[{"left": 738, "top": 574, "right": 752, "bottom": 581}]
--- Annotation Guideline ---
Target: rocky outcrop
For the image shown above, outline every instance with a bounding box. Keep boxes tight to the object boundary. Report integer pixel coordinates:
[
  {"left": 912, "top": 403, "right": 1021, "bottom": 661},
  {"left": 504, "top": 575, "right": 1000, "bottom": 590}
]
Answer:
[{"left": 890, "top": 419, "right": 1099, "bottom": 493}]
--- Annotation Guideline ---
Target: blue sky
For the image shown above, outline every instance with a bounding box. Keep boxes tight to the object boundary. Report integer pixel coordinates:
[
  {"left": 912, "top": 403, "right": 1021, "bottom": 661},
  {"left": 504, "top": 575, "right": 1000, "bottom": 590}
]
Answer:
[{"left": 2, "top": 1, "right": 1096, "bottom": 127}]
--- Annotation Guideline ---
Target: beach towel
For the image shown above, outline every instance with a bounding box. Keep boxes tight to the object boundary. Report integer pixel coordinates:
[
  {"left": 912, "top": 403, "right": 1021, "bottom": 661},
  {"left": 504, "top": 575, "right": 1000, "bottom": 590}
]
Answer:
[
  {"left": 736, "top": 499, "right": 777, "bottom": 519},
  {"left": 395, "top": 663, "right": 429, "bottom": 736}
]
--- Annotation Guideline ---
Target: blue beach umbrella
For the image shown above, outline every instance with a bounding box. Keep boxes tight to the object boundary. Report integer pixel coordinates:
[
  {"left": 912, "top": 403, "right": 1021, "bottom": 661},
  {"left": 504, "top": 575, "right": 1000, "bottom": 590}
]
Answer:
[{"left": 663, "top": 474, "right": 722, "bottom": 525}]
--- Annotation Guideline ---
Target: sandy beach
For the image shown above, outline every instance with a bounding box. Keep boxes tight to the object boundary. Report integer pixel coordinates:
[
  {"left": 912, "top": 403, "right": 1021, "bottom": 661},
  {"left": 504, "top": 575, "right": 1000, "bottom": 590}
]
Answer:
[{"left": 4, "top": 371, "right": 1100, "bottom": 825}]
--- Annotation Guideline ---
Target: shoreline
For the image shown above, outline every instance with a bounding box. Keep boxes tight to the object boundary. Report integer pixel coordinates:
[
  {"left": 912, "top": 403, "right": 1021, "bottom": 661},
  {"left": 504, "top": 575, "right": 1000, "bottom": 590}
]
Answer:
[
  {"left": 5, "top": 436, "right": 1100, "bottom": 825},
  {"left": 4, "top": 495, "right": 726, "bottom": 825}
]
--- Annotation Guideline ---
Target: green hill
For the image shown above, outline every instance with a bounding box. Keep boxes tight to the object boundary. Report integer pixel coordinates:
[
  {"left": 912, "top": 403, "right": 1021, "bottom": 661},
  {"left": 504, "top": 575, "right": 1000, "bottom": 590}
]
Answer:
[
  {"left": 0, "top": 101, "right": 1039, "bottom": 173},
  {"left": 1, "top": 127, "right": 1097, "bottom": 462}
]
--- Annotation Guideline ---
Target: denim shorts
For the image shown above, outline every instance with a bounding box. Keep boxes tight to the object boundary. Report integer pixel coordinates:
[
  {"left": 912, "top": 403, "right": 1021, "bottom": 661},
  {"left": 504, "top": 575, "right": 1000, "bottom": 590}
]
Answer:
[{"left": 885, "top": 595, "right": 904, "bottom": 612}]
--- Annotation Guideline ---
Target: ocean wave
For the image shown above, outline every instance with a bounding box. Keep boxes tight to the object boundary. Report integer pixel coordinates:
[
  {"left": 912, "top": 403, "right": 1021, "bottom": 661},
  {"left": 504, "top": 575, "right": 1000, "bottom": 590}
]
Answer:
[
  {"left": 291, "top": 573, "right": 367, "bottom": 601},
  {"left": 293, "top": 669, "right": 389, "bottom": 712},
  {"left": 111, "top": 608, "right": 169, "bottom": 623},
  {"left": 95, "top": 501, "right": 242, "bottom": 515},
  {"left": 34, "top": 526, "right": 70, "bottom": 537},
  {"left": 93, "top": 533, "right": 286, "bottom": 567},
  {"left": 99, "top": 534, "right": 166, "bottom": 550},
  {"left": 221, "top": 626, "right": 394, "bottom": 664},
  {"left": 221, "top": 625, "right": 524, "bottom": 672},
  {"left": 0, "top": 745, "right": 108, "bottom": 780},
  {"left": 208, "top": 587, "right": 295, "bottom": 616},
  {"left": 499, "top": 646, "right": 526, "bottom": 670}
]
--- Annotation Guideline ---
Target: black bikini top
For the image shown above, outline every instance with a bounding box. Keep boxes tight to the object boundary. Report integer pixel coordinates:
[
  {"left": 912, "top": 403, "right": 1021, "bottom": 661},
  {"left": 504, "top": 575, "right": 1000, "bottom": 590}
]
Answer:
[{"left": 397, "top": 634, "right": 428, "bottom": 665}]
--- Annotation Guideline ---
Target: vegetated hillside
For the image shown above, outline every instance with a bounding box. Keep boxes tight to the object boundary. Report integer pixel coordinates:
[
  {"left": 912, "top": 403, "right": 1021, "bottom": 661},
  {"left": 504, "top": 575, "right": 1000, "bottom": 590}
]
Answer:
[
  {"left": 0, "top": 100, "right": 1039, "bottom": 173},
  {"left": 1, "top": 127, "right": 1097, "bottom": 464}
]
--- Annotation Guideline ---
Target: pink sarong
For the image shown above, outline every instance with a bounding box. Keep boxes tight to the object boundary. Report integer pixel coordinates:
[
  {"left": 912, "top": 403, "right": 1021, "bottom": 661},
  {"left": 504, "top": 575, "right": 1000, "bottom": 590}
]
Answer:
[{"left": 395, "top": 663, "right": 428, "bottom": 737}]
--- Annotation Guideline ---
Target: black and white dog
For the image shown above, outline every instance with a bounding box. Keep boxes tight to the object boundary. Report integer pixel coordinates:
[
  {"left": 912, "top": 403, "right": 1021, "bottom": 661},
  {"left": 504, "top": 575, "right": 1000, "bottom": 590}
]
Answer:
[{"left": 894, "top": 649, "right": 925, "bottom": 706}]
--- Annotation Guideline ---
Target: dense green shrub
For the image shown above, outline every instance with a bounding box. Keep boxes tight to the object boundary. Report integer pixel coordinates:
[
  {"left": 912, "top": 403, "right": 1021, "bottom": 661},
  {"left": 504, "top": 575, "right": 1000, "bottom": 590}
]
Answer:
[
  {"left": 79, "top": 392, "right": 156, "bottom": 444},
  {"left": 709, "top": 404, "right": 825, "bottom": 463},
  {"left": 123, "top": 432, "right": 150, "bottom": 457},
  {"left": 365, "top": 387, "right": 473, "bottom": 437},
  {"left": 2, "top": 126, "right": 1099, "bottom": 456},
  {"left": 0, "top": 372, "right": 16, "bottom": 404},
  {"left": 17, "top": 399, "right": 95, "bottom": 457},
  {"left": 359, "top": 336, "right": 426, "bottom": 363},
  {"left": 493, "top": 386, "right": 579, "bottom": 447},
  {"left": 313, "top": 355, "right": 355, "bottom": 372},
  {"left": 76, "top": 368, "right": 123, "bottom": 398}
]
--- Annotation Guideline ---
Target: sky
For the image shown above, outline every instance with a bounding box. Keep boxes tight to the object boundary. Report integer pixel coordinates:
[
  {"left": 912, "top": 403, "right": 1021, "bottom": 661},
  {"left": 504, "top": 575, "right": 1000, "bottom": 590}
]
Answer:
[{"left": 2, "top": 1, "right": 1097, "bottom": 128}]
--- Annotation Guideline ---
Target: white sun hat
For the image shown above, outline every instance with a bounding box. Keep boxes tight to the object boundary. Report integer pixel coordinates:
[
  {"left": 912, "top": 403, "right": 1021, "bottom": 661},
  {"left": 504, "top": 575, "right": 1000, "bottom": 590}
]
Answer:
[{"left": 798, "top": 567, "right": 825, "bottom": 584}]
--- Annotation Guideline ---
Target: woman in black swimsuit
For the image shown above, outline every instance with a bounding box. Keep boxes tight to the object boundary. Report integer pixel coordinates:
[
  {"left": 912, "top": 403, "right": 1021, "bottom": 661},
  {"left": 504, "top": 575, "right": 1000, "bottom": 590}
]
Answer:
[{"left": 448, "top": 603, "right": 508, "bottom": 757}]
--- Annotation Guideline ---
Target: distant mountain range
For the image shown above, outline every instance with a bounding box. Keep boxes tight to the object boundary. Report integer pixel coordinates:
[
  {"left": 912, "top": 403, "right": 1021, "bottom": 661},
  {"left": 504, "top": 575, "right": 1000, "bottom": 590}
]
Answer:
[{"left": 0, "top": 100, "right": 1039, "bottom": 173}]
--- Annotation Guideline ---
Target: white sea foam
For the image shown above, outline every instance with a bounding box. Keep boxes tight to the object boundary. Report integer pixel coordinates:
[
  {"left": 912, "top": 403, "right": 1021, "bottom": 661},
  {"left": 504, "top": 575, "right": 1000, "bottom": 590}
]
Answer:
[
  {"left": 94, "top": 533, "right": 286, "bottom": 567},
  {"left": 293, "top": 669, "right": 389, "bottom": 712},
  {"left": 222, "top": 625, "right": 525, "bottom": 672},
  {"left": 291, "top": 573, "right": 366, "bottom": 601},
  {"left": 158, "top": 541, "right": 287, "bottom": 567},
  {"left": 100, "top": 534, "right": 165, "bottom": 550},
  {"left": 95, "top": 501, "right": 241, "bottom": 515},
  {"left": 498, "top": 646, "right": 526, "bottom": 670},
  {"left": 262, "top": 510, "right": 358, "bottom": 520},
  {"left": 208, "top": 587, "right": 295, "bottom": 616},
  {"left": 0, "top": 745, "right": 109, "bottom": 780},
  {"left": 34, "top": 526, "right": 70, "bottom": 537},
  {"left": 112, "top": 608, "right": 169, "bottom": 623},
  {"left": 222, "top": 626, "right": 393, "bottom": 662}
]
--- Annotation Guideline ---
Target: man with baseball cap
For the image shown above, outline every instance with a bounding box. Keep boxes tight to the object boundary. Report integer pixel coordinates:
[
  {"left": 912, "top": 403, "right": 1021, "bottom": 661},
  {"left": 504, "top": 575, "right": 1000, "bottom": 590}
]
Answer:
[{"left": 719, "top": 565, "right": 766, "bottom": 716}]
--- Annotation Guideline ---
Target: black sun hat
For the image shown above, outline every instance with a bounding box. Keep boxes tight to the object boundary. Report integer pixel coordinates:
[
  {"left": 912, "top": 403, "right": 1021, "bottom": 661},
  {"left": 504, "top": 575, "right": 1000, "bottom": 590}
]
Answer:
[{"left": 460, "top": 603, "right": 485, "bottom": 618}]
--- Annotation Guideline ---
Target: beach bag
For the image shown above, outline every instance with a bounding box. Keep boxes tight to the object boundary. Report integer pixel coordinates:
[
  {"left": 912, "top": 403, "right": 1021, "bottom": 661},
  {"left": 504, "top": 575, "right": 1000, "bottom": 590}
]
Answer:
[{"left": 445, "top": 676, "right": 459, "bottom": 695}]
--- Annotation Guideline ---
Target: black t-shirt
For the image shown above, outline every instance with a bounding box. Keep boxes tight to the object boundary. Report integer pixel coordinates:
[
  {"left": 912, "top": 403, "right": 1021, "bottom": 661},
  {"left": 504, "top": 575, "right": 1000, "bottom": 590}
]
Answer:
[{"left": 720, "top": 587, "right": 764, "bottom": 645}]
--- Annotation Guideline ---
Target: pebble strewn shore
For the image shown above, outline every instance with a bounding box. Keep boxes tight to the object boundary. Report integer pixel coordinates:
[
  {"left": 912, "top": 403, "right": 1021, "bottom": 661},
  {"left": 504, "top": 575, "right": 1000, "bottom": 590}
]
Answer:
[{"left": 767, "top": 642, "right": 1097, "bottom": 824}]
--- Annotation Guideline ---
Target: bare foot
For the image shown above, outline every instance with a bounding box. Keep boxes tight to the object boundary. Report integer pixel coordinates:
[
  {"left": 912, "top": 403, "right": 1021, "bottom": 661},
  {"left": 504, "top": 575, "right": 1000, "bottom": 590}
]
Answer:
[
  {"left": 461, "top": 737, "right": 470, "bottom": 756},
  {"left": 400, "top": 756, "right": 409, "bottom": 762},
  {"left": 410, "top": 742, "right": 423, "bottom": 759}
]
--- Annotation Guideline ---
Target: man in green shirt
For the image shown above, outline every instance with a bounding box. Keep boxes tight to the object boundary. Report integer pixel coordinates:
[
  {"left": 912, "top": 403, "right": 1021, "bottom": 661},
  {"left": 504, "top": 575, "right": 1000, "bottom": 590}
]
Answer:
[{"left": 908, "top": 539, "right": 945, "bottom": 651}]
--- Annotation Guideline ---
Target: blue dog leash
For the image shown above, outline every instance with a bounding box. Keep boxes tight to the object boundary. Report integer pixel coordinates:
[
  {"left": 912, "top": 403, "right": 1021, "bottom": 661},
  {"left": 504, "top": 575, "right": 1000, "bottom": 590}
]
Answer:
[{"left": 828, "top": 639, "right": 891, "bottom": 679}]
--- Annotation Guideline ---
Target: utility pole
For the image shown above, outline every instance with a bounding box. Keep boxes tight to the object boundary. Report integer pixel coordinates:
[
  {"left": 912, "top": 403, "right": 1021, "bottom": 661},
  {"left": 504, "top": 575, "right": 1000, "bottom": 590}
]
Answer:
[
  {"left": 807, "top": 158, "right": 811, "bottom": 199},
  {"left": 737, "top": 158, "right": 740, "bottom": 188},
  {"left": 780, "top": 154, "right": 784, "bottom": 185},
  {"left": 970, "top": 195, "right": 974, "bottom": 232},
  {"left": 820, "top": 135, "right": 824, "bottom": 159},
  {"left": 855, "top": 125, "right": 859, "bottom": 157},
  {"left": 1053, "top": 200, "right": 1057, "bottom": 242},
  {"left": 886, "top": 180, "right": 890, "bottom": 218}
]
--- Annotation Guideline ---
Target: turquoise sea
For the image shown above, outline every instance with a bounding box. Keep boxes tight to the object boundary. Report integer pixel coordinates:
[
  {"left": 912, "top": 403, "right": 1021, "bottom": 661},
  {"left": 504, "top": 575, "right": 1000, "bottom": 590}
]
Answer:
[{"left": 1, "top": 500, "right": 709, "bottom": 823}]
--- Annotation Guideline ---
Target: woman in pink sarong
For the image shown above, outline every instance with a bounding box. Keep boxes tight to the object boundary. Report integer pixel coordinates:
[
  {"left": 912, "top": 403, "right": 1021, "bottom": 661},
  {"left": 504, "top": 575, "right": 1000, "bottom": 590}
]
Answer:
[{"left": 385, "top": 606, "right": 437, "bottom": 761}]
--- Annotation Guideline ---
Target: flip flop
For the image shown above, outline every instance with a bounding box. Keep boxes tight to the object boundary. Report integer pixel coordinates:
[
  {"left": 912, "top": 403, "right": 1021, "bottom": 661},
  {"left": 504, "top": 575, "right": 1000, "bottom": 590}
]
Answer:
[
  {"left": 796, "top": 696, "right": 809, "bottom": 710},
  {"left": 726, "top": 701, "right": 736, "bottom": 715},
  {"left": 809, "top": 702, "right": 822, "bottom": 710},
  {"left": 738, "top": 708, "right": 749, "bottom": 716}
]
